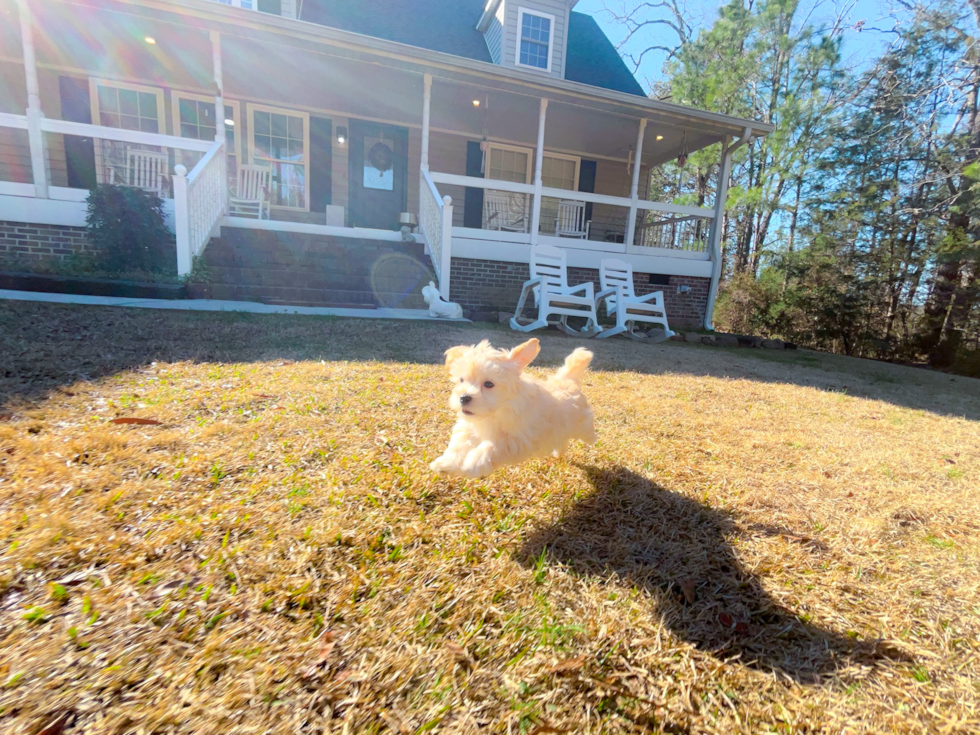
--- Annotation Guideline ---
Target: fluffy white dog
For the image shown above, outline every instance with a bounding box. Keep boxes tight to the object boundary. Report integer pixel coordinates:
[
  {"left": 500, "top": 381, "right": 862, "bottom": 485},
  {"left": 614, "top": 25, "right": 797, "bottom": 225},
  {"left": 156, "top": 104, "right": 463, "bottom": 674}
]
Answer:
[{"left": 430, "top": 338, "right": 596, "bottom": 478}]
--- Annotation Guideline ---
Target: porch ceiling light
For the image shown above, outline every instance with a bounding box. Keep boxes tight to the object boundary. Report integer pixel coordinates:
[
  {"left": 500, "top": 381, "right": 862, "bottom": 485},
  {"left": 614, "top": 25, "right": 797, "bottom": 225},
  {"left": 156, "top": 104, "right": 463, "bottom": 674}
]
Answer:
[
  {"left": 144, "top": 36, "right": 156, "bottom": 44},
  {"left": 472, "top": 99, "right": 481, "bottom": 107},
  {"left": 655, "top": 135, "right": 664, "bottom": 141},
  {"left": 224, "top": 119, "right": 235, "bottom": 127},
  {"left": 336, "top": 126, "right": 348, "bottom": 146}
]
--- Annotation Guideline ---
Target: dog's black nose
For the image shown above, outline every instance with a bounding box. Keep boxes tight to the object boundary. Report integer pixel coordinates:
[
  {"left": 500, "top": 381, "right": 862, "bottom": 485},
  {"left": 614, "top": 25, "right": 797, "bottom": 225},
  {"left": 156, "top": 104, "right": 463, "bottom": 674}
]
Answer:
[{"left": 460, "top": 395, "right": 473, "bottom": 406}]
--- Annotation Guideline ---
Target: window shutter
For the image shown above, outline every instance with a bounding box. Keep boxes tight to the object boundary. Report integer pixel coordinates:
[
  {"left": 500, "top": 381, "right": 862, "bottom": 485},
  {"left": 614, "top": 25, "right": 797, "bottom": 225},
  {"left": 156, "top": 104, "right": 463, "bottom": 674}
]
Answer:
[
  {"left": 464, "top": 141, "right": 484, "bottom": 229},
  {"left": 309, "top": 117, "right": 333, "bottom": 213},
  {"left": 578, "top": 159, "right": 597, "bottom": 222},
  {"left": 58, "top": 76, "right": 97, "bottom": 190}
]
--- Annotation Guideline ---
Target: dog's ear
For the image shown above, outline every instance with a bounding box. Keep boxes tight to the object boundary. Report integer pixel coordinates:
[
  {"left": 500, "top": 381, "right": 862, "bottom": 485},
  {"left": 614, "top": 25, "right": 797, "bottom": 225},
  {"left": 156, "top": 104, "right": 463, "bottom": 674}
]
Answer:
[
  {"left": 508, "top": 338, "right": 540, "bottom": 370},
  {"left": 444, "top": 345, "right": 469, "bottom": 370}
]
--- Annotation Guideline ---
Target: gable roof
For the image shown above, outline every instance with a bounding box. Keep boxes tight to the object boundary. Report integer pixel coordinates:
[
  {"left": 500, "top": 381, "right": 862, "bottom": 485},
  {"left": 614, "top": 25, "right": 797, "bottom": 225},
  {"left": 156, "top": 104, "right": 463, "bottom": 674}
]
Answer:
[
  {"left": 566, "top": 12, "right": 645, "bottom": 96},
  {"left": 299, "top": 1, "right": 646, "bottom": 97}
]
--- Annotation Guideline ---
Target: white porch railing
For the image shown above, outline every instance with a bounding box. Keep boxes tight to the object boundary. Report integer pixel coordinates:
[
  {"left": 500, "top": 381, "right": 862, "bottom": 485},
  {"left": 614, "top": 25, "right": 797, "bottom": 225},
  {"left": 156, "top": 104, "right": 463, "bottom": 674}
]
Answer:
[
  {"left": 420, "top": 169, "right": 454, "bottom": 300},
  {"left": 635, "top": 213, "right": 711, "bottom": 253},
  {"left": 427, "top": 170, "right": 715, "bottom": 258},
  {"left": 173, "top": 139, "right": 227, "bottom": 276}
]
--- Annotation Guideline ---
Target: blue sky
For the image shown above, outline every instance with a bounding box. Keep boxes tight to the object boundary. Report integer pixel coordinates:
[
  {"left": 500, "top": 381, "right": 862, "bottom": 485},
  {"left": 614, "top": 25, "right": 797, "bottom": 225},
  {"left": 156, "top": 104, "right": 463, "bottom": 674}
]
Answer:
[{"left": 575, "top": 0, "right": 900, "bottom": 91}]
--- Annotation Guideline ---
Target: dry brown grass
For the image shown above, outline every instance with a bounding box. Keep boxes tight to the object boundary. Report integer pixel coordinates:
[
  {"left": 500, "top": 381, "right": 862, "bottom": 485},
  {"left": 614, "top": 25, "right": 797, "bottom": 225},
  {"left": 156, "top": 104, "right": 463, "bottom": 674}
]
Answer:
[{"left": 0, "top": 301, "right": 978, "bottom": 735}]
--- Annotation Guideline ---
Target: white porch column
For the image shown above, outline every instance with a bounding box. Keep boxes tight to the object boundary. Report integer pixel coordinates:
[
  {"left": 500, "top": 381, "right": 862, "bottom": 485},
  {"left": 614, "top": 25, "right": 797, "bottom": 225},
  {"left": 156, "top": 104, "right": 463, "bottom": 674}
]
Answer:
[
  {"left": 16, "top": 0, "right": 49, "bottom": 199},
  {"left": 420, "top": 74, "right": 432, "bottom": 171},
  {"left": 624, "top": 118, "right": 648, "bottom": 249},
  {"left": 211, "top": 31, "right": 225, "bottom": 146},
  {"left": 704, "top": 136, "right": 734, "bottom": 330},
  {"left": 210, "top": 30, "right": 228, "bottom": 217},
  {"left": 529, "top": 97, "right": 548, "bottom": 244}
]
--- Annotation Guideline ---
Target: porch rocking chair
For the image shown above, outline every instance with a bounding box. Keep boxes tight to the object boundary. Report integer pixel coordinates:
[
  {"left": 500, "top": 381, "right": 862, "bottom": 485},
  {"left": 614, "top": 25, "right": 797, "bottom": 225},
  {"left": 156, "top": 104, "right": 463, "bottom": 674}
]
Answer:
[
  {"left": 509, "top": 244, "right": 602, "bottom": 337},
  {"left": 595, "top": 258, "right": 674, "bottom": 342},
  {"left": 229, "top": 164, "right": 271, "bottom": 219},
  {"left": 555, "top": 199, "right": 590, "bottom": 239},
  {"left": 484, "top": 190, "right": 528, "bottom": 232},
  {"left": 107, "top": 149, "right": 169, "bottom": 197}
]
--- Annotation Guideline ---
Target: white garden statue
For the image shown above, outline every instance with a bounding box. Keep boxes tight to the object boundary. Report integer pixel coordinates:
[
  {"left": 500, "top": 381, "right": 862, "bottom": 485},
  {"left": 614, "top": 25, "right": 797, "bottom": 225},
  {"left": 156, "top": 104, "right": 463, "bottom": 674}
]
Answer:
[{"left": 422, "top": 281, "right": 463, "bottom": 319}]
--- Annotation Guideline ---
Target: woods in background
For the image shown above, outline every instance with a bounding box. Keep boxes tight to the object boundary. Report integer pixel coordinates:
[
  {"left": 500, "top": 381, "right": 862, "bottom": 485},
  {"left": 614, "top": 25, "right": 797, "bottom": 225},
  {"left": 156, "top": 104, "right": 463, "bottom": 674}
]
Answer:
[{"left": 613, "top": 0, "right": 979, "bottom": 375}]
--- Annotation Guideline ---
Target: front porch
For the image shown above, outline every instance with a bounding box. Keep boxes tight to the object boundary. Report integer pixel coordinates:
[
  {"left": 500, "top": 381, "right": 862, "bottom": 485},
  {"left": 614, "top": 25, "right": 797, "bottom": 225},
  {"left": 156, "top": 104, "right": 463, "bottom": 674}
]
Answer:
[{"left": 0, "top": 0, "right": 760, "bottom": 326}]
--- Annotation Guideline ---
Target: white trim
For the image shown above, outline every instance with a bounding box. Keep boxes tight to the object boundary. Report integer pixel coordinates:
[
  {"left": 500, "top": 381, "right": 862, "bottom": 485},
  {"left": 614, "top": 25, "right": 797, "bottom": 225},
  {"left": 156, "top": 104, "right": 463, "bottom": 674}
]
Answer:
[
  {"left": 515, "top": 7, "right": 556, "bottom": 74},
  {"left": 451, "top": 228, "right": 713, "bottom": 278},
  {"left": 40, "top": 118, "right": 213, "bottom": 152},
  {"left": 246, "top": 103, "right": 311, "bottom": 212},
  {"left": 222, "top": 216, "right": 404, "bottom": 242},
  {"left": 171, "top": 92, "right": 242, "bottom": 164},
  {"left": 430, "top": 171, "right": 534, "bottom": 194},
  {"left": 0, "top": 193, "right": 175, "bottom": 230}
]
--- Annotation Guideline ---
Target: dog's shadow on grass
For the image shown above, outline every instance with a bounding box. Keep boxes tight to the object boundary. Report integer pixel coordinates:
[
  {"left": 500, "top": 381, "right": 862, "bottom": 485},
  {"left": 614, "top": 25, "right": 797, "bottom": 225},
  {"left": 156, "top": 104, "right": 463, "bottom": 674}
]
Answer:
[{"left": 517, "top": 465, "right": 909, "bottom": 684}]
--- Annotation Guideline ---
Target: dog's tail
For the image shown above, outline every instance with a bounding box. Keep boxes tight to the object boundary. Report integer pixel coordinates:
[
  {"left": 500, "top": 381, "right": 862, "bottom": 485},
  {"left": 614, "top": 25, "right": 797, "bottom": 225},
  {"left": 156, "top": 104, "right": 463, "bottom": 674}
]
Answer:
[{"left": 555, "top": 347, "right": 593, "bottom": 385}]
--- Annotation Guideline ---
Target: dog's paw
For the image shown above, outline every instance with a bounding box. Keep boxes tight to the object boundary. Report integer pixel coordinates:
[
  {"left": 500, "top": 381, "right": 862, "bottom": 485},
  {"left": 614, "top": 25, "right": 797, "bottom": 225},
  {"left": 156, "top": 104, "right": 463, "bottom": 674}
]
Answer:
[
  {"left": 460, "top": 448, "right": 495, "bottom": 478},
  {"left": 429, "top": 455, "right": 459, "bottom": 474}
]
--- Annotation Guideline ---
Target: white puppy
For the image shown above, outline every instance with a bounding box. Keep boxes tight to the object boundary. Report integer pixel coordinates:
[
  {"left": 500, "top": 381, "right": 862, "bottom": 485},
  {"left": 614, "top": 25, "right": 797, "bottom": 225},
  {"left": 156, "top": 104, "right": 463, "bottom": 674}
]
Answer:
[{"left": 430, "top": 338, "right": 596, "bottom": 478}]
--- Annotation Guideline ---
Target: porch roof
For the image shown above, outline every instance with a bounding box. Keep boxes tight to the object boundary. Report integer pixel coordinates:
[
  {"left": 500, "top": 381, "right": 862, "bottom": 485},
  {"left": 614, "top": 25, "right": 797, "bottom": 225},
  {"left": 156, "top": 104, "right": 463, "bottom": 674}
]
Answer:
[{"left": 32, "top": 0, "right": 774, "bottom": 163}]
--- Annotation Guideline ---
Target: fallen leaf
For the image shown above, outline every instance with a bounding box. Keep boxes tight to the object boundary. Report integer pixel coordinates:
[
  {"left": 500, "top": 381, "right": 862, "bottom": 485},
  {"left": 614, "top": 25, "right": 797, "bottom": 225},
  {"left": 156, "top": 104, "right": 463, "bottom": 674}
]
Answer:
[
  {"left": 445, "top": 641, "right": 474, "bottom": 666},
  {"left": 719, "top": 612, "right": 734, "bottom": 628},
  {"left": 680, "top": 579, "right": 696, "bottom": 604},
  {"left": 35, "top": 711, "right": 75, "bottom": 735},
  {"left": 254, "top": 394, "right": 273, "bottom": 399},
  {"left": 302, "top": 631, "right": 338, "bottom": 678},
  {"left": 109, "top": 418, "right": 161, "bottom": 426},
  {"left": 734, "top": 622, "right": 750, "bottom": 636},
  {"left": 530, "top": 726, "right": 570, "bottom": 734},
  {"left": 944, "top": 458, "right": 956, "bottom": 465},
  {"left": 546, "top": 655, "right": 586, "bottom": 675},
  {"left": 0, "top": 414, "right": 12, "bottom": 421}
]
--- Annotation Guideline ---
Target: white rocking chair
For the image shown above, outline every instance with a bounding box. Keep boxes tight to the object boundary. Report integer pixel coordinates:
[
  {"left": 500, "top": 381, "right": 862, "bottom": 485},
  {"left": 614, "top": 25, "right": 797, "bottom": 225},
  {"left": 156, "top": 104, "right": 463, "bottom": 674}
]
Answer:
[
  {"left": 484, "top": 190, "right": 528, "bottom": 232},
  {"left": 555, "top": 199, "right": 591, "bottom": 239},
  {"left": 509, "top": 244, "right": 602, "bottom": 337},
  {"left": 595, "top": 258, "right": 674, "bottom": 342},
  {"left": 110, "top": 149, "right": 169, "bottom": 197},
  {"left": 229, "top": 164, "right": 271, "bottom": 219}
]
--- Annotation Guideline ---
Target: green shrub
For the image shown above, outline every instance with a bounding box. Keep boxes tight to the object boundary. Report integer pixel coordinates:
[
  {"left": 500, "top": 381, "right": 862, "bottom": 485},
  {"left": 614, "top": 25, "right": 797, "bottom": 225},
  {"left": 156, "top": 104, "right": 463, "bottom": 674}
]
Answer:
[{"left": 85, "top": 185, "right": 173, "bottom": 274}]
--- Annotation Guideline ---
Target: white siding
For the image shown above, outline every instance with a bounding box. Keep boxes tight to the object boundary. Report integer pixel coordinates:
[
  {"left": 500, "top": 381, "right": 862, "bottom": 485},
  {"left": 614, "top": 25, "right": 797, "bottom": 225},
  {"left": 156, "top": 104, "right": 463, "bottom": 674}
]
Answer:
[
  {"left": 504, "top": 1, "right": 568, "bottom": 80},
  {"left": 485, "top": 16, "right": 503, "bottom": 65}
]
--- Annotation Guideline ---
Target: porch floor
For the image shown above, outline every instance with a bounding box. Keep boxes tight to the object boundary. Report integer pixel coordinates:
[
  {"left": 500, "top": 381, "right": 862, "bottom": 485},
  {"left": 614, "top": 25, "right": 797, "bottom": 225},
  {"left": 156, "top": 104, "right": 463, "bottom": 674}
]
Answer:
[{"left": 0, "top": 289, "right": 468, "bottom": 321}]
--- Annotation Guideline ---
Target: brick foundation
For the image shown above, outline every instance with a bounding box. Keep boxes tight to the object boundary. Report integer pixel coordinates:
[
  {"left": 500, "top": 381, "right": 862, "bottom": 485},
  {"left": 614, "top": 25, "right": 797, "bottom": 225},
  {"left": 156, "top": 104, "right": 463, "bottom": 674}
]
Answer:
[
  {"left": 0, "top": 221, "right": 92, "bottom": 265},
  {"left": 449, "top": 257, "right": 710, "bottom": 328}
]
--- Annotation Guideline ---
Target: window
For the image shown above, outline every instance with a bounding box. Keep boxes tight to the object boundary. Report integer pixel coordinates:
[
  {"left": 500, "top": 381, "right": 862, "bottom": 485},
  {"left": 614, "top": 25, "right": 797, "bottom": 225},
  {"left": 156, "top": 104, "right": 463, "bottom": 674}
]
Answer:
[
  {"left": 542, "top": 155, "right": 578, "bottom": 191},
  {"left": 517, "top": 8, "right": 554, "bottom": 72},
  {"left": 487, "top": 145, "right": 531, "bottom": 183},
  {"left": 89, "top": 79, "right": 167, "bottom": 188},
  {"left": 249, "top": 105, "right": 309, "bottom": 210},
  {"left": 173, "top": 93, "right": 241, "bottom": 187},
  {"left": 541, "top": 154, "right": 580, "bottom": 235}
]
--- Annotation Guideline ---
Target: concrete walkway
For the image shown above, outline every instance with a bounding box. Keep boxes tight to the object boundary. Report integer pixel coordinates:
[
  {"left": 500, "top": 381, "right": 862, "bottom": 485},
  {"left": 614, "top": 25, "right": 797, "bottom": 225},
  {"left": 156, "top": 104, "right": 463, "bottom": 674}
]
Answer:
[{"left": 0, "top": 289, "right": 470, "bottom": 322}]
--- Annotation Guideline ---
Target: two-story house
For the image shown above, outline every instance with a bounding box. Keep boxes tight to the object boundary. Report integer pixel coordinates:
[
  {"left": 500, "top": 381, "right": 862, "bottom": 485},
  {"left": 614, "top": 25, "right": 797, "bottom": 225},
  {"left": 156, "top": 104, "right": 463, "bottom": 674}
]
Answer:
[{"left": 0, "top": 0, "right": 771, "bottom": 324}]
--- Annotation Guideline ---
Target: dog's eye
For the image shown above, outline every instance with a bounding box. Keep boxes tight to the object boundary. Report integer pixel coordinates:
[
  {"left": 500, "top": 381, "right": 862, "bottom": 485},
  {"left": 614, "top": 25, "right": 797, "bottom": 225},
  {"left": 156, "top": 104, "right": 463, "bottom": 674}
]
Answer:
[
  {"left": 484, "top": 381, "right": 494, "bottom": 389},
  {"left": 459, "top": 378, "right": 464, "bottom": 383}
]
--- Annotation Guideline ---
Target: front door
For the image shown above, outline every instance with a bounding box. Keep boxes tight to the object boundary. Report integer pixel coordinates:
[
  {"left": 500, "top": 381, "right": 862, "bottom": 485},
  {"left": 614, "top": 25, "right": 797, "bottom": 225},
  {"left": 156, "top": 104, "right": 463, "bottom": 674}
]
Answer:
[{"left": 348, "top": 120, "right": 408, "bottom": 230}]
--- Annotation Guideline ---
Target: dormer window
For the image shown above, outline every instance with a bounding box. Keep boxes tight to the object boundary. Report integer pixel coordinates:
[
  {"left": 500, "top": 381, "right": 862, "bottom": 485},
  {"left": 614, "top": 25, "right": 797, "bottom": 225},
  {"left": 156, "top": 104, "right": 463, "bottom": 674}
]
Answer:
[{"left": 516, "top": 8, "right": 554, "bottom": 72}]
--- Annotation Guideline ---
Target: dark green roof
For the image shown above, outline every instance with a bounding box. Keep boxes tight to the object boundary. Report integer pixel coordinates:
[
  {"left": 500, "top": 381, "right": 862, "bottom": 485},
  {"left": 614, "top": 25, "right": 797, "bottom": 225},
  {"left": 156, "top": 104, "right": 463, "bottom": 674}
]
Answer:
[{"left": 300, "top": 1, "right": 647, "bottom": 97}]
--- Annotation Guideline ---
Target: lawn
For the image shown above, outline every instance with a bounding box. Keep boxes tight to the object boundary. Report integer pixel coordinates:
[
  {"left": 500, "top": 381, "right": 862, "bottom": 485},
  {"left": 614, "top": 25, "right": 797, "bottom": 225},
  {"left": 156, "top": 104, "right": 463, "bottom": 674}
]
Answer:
[{"left": 1, "top": 302, "right": 978, "bottom": 734}]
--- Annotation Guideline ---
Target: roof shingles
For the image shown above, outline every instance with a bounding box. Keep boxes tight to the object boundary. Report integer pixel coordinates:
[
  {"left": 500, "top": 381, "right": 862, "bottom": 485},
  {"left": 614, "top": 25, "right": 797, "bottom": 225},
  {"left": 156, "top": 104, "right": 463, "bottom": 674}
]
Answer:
[{"left": 299, "top": 1, "right": 646, "bottom": 97}]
